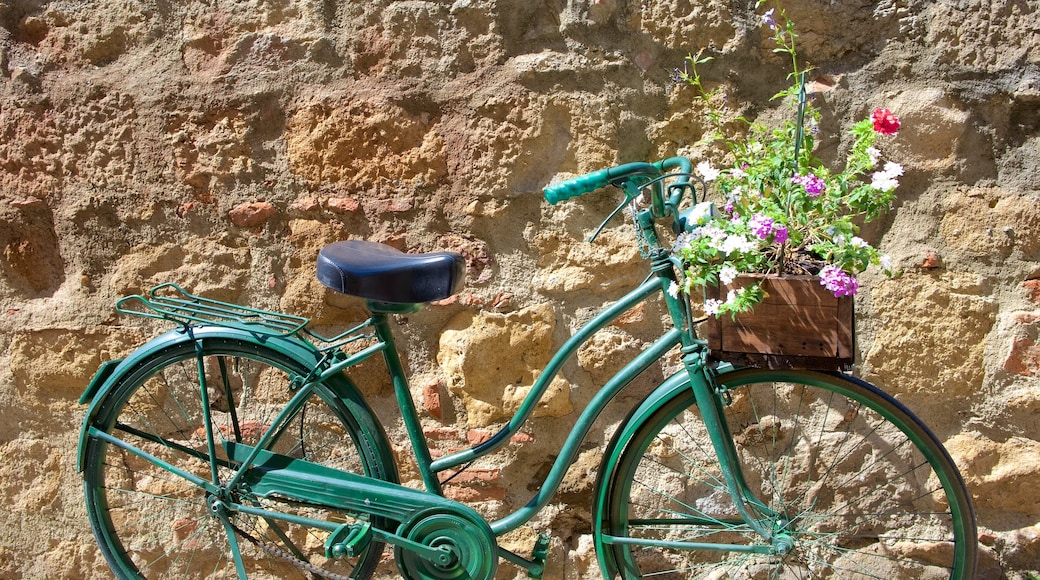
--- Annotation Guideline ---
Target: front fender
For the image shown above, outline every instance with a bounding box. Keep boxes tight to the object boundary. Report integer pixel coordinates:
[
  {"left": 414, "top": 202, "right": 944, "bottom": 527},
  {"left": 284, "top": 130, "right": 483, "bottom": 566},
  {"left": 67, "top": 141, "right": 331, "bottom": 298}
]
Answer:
[
  {"left": 599, "top": 370, "right": 691, "bottom": 478},
  {"left": 593, "top": 369, "right": 694, "bottom": 578},
  {"left": 76, "top": 325, "right": 376, "bottom": 472}
]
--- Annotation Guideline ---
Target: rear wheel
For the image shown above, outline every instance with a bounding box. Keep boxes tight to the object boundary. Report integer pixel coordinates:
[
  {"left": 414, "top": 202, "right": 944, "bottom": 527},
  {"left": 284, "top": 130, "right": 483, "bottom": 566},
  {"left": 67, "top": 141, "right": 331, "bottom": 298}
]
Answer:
[
  {"left": 598, "top": 368, "right": 976, "bottom": 579},
  {"left": 82, "top": 336, "right": 398, "bottom": 579}
]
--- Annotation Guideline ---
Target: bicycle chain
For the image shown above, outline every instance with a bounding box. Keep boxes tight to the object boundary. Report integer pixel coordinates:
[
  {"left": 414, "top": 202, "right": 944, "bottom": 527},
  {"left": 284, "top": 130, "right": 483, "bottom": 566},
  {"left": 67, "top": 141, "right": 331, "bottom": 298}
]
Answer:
[{"left": 228, "top": 520, "right": 356, "bottom": 580}]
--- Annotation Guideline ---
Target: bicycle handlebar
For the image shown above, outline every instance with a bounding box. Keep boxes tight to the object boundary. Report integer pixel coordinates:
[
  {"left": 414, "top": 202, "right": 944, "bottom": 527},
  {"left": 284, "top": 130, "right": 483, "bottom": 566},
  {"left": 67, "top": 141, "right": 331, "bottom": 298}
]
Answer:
[
  {"left": 543, "top": 158, "right": 695, "bottom": 220},
  {"left": 543, "top": 162, "right": 660, "bottom": 204}
]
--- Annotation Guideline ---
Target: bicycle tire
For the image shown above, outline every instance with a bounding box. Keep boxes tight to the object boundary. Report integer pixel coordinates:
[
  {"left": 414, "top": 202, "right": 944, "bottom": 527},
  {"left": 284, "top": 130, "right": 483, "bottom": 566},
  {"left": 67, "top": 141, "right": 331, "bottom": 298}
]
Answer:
[
  {"left": 82, "top": 336, "right": 398, "bottom": 579},
  {"left": 597, "top": 368, "right": 976, "bottom": 579}
]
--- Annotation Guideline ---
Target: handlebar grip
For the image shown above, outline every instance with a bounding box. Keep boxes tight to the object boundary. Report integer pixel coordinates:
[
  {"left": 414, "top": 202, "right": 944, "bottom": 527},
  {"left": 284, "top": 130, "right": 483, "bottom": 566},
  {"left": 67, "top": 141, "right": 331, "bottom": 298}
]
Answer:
[{"left": 543, "top": 169, "right": 612, "bottom": 204}]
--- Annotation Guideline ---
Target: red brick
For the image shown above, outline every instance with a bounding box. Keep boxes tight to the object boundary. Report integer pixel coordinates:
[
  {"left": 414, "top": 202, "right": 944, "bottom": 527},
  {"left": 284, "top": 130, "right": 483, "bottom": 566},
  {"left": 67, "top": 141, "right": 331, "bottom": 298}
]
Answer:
[
  {"left": 458, "top": 292, "right": 486, "bottom": 307},
  {"left": 466, "top": 429, "right": 493, "bottom": 445},
  {"left": 422, "top": 426, "right": 459, "bottom": 441},
  {"left": 442, "top": 485, "right": 507, "bottom": 502},
  {"left": 613, "top": 302, "right": 646, "bottom": 326},
  {"left": 368, "top": 197, "right": 413, "bottom": 213},
  {"left": 10, "top": 196, "right": 44, "bottom": 208},
  {"left": 509, "top": 431, "right": 535, "bottom": 444},
  {"left": 422, "top": 381, "right": 445, "bottom": 420},
  {"left": 228, "top": 201, "right": 276, "bottom": 227},
  {"left": 431, "top": 295, "right": 460, "bottom": 306},
  {"left": 381, "top": 235, "right": 408, "bottom": 251},
  {"left": 921, "top": 251, "right": 942, "bottom": 269},
  {"left": 447, "top": 468, "right": 500, "bottom": 484},
  {"left": 1012, "top": 312, "right": 1040, "bottom": 325},
  {"left": 1005, "top": 336, "right": 1040, "bottom": 377},
  {"left": 492, "top": 292, "right": 514, "bottom": 310},
  {"left": 326, "top": 197, "right": 360, "bottom": 213},
  {"left": 1024, "top": 279, "right": 1040, "bottom": 304},
  {"left": 289, "top": 196, "right": 321, "bottom": 212}
]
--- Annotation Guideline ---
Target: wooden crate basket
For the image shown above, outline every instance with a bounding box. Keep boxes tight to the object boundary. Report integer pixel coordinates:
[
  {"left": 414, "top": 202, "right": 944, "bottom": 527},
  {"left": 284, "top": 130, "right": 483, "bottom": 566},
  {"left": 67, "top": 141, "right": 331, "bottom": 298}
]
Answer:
[{"left": 702, "top": 274, "right": 854, "bottom": 371}]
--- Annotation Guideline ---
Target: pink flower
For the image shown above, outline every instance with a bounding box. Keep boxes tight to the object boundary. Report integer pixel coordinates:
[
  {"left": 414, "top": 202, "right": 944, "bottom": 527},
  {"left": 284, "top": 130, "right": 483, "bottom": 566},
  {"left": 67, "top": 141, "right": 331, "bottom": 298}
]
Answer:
[
  {"left": 749, "top": 213, "right": 789, "bottom": 244},
  {"left": 791, "top": 173, "right": 826, "bottom": 197},
  {"left": 749, "top": 213, "right": 774, "bottom": 239},
  {"left": 819, "top": 265, "right": 859, "bottom": 297},
  {"left": 871, "top": 108, "right": 900, "bottom": 135}
]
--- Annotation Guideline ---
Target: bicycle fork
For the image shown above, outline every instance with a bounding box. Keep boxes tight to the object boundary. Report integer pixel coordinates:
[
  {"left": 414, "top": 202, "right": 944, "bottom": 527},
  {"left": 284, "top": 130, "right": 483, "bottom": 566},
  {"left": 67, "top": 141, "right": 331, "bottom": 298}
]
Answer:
[{"left": 680, "top": 350, "right": 789, "bottom": 551}]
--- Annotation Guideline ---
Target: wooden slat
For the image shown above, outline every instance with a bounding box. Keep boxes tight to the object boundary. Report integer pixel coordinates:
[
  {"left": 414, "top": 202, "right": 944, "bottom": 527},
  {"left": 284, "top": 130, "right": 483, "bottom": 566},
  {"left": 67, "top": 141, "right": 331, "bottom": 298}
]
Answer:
[{"left": 703, "top": 274, "right": 854, "bottom": 370}]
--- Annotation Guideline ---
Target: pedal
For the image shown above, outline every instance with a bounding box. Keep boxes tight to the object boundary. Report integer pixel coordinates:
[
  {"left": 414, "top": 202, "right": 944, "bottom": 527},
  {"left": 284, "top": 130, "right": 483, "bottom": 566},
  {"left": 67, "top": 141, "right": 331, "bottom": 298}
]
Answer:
[
  {"left": 527, "top": 533, "right": 551, "bottom": 579},
  {"left": 324, "top": 521, "right": 372, "bottom": 559}
]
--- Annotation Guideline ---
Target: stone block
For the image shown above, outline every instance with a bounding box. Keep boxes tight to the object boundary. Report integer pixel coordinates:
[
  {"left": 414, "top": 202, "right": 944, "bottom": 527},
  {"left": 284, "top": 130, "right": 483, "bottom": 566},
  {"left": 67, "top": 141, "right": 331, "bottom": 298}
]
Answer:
[{"left": 438, "top": 302, "right": 573, "bottom": 426}]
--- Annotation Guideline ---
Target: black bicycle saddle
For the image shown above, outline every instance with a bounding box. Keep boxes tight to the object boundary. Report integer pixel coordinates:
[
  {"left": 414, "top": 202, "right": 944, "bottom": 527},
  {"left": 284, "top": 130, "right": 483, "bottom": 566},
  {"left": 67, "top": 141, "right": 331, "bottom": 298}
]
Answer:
[{"left": 317, "top": 240, "right": 466, "bottom": 304}]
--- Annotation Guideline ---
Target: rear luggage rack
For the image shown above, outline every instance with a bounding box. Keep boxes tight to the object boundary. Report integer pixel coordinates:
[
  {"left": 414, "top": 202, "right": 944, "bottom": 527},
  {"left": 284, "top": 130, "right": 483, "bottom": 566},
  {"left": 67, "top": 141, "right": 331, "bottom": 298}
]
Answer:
[{"left": 117, "top": 283, "right": 309, "bottom": 337}]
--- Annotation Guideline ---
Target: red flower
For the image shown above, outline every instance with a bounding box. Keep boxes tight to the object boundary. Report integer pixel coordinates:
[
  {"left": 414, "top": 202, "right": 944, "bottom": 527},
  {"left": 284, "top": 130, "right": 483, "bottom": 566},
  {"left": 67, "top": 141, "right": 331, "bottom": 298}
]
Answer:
[{"left": 872, "top": 108, "right": 900, "bottom": 135}]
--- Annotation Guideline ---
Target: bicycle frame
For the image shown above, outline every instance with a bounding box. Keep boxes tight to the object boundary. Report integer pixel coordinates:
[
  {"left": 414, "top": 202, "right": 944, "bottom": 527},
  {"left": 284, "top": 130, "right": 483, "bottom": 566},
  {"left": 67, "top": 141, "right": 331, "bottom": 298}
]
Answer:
[{"left": 325, "top": 192, "right": 780, "bottom": 548}]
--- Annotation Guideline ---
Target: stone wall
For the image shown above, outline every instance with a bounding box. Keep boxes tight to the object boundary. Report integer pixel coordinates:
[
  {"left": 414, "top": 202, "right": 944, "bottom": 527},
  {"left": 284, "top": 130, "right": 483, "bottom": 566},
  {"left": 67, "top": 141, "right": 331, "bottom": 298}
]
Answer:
[{"left": 1, "top": 0, "right": 1038, "bottom": 577}]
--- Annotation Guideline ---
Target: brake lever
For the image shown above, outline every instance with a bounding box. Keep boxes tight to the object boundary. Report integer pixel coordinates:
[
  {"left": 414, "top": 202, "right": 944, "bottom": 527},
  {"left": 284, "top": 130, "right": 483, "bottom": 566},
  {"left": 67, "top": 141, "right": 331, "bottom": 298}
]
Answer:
[{"left": 588, "top": 193, "right": 635, "bottom": 243}]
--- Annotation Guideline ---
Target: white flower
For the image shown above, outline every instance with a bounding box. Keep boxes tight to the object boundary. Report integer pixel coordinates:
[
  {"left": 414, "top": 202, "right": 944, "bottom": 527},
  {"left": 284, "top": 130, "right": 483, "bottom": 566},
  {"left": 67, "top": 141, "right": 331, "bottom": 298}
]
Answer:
[
  {"left": 850, "top": 236, "right": 868, "bottom": 248},
  {"left": 871, "top": 161, "right": 903, "bottom": 191},
  {"left": 833, "top": 234, "right": 846, "bottom": 245},
  {"left": 719, "top": 265, "right": 738, "bottom": 285},
  {"left": 865, "top": 146, "right": 881, "bottom": 167},
  {"left": 880, "top": 254, "right": 893, "bottom": 272},
  {"left": 762, "top": 8, "right": 778, "bottom": 30},
  {"left": 725, "top": 289, "right": 738, "bottom": 304},
  {"left": 730, "top": 167, "right": 747, "bottom": 179},
  {"left": 697, "top": 161, "right": 720, "bottom": 182},
  {"left": 672, "top": 231, "right": 694, "bottom": 252},
  {"left": 871, "top": 172, "right": 899, "bottom": 191},
  {"left": 700, "top": 223, "right": 728, "bottom": 247},
  {"left": 704, "top": 299, "right": 723, "bottom": 316},
  {"left": 667, "top": 281, "right": 680, "bottom": 298},
  {"left": 719, "top": 234, "right": 756, "bottom": 255}
]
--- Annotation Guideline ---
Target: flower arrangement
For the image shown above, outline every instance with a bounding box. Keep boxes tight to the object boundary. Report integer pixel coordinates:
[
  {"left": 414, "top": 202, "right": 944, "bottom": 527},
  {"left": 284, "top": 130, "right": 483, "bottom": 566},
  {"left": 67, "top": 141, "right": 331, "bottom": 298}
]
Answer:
[{"left": 671, "top": 2, "right": 901, "bottom": 317}]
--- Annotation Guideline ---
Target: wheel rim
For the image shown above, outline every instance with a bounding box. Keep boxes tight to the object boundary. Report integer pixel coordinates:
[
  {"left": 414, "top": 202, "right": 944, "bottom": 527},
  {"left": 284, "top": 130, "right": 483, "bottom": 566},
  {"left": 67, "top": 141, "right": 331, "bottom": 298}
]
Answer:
[{"left": 600, "top": 369, "right": 976, "bottom": 579}]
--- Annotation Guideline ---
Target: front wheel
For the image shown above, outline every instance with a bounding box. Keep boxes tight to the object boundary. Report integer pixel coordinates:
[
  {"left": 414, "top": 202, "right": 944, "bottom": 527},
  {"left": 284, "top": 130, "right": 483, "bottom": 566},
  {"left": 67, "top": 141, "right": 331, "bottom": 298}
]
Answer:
[
  {"left": 82, "top": 336, "right": 399, "bottom": 579},
  {"left": 596, "top": 368, "right": 976, "bottom": 579}
]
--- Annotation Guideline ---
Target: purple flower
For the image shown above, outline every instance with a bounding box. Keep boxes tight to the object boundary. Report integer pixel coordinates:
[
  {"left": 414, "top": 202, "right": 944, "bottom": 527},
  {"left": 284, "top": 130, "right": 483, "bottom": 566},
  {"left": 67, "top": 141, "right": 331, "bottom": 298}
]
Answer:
[
  {"left": 819, "top": 265, "right": 859, "bottom": 297},
  {"left": 749, "top": 213, "right": 774, "bottom": 239},
  {"left": 762, "top": 8, "right": 778, "bottom": 31},
  {"left": 791, "top": 173, "right": 826, "bottom": 197},
  {"left": 749, "top": 213, "right": 789, "bottom": 244}
]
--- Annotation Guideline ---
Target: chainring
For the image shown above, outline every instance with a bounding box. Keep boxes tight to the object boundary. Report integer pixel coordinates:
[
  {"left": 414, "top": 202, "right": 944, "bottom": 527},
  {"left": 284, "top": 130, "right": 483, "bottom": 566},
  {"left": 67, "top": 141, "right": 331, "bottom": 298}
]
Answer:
[{"left": 395, "top": 510, "right": 498, "bottom": 580}]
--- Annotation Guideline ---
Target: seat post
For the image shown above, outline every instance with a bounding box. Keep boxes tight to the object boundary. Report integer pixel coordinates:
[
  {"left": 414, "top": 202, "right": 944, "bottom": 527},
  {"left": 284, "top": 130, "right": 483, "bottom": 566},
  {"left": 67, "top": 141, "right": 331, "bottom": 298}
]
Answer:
[
  {"left": 367, "top": 304, "right": 443, "bottom": 495},
  {"left": 364, "top": 300, "right": 424, "bottom": 315}
]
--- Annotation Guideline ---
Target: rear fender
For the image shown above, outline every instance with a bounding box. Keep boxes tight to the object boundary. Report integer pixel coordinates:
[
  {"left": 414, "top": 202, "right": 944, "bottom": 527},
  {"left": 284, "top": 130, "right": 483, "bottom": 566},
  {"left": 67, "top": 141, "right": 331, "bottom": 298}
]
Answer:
[{"left": 76, "top": 325, "right": 386, "bottom": 472}]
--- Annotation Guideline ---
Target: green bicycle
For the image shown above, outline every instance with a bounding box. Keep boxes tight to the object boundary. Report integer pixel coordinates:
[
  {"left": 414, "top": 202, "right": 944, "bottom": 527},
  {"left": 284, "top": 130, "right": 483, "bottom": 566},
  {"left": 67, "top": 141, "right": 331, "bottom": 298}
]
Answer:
[{"left": 78, "top": 158, "right": 977, "bottom": 579}]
